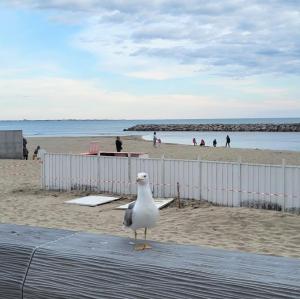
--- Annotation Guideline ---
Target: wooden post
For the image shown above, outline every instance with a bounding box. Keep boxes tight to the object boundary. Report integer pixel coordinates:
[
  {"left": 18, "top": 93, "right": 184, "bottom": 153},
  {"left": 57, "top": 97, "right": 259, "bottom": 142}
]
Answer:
[{"left": 177, "top": 182, "right": 181, "bottom": 208}]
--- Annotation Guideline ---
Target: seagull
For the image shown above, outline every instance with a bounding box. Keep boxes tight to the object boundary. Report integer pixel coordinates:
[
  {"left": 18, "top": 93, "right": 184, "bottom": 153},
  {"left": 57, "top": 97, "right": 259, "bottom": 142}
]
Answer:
[{"left": 123, "top": 172, "right": 159, "bottom": 250}]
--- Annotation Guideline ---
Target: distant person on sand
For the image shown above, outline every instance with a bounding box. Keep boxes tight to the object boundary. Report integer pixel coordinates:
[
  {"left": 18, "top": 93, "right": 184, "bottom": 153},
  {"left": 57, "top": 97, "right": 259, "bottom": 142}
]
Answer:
[
  {"left": 213, "top": 139, "right": 217, "bottom": 147},
  {"left": 192, "top": 137, "right": 197, "bottom": 146},
  {"left": 200, "top": 139, "right": 205, "bottom": 146},
  {"left": 153, "top": 132, "right": 157, "bottom": 147},
  {"left": 22, "top": 138, "right": 28, "bottom": 160},
  {"left": 33, "top": 145, "right": 40, "bottom": 160},
  {"left": 23, "top": 137, "right": 27, "bottom": 148},
  {"left": 115, "top": 136, "right": 123, "bottom": 152},
  {"left": 226, "top": 135, "right": 231, "bottom": 147},
  {"left": 157, "top": 138, "right": 161, "bottom": 146},
  {"left": 23, "top": 146, "right": 28, "bottom": 160}
]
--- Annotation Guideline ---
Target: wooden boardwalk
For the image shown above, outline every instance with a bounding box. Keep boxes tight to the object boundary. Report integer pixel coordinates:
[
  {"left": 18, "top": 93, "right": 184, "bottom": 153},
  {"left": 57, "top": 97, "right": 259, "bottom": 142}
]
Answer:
[{"left": 1, "top": 224, "right": 299, "bottom": 298}]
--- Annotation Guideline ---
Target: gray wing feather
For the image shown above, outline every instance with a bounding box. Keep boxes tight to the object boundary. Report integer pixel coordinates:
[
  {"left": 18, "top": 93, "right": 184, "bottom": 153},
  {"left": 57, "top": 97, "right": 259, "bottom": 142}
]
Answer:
[{"left": 123, "top": 202, "right": 135, "bottom": 227}]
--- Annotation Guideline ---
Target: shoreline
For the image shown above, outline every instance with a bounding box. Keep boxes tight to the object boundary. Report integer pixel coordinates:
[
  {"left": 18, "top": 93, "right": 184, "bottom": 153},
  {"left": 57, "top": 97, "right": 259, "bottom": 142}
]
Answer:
[
  {"left": 141, "top": 134, "right": 300, "bottom": 154},
  {"left": 24, "top": 131, "right": 300, "bottom": 152}
]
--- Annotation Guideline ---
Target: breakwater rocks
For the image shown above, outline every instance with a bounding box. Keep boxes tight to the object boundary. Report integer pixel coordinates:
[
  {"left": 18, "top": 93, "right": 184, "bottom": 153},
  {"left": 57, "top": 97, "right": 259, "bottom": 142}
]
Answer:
[{"left": 124, "top": 123, "right": 300, "bottom": 132}]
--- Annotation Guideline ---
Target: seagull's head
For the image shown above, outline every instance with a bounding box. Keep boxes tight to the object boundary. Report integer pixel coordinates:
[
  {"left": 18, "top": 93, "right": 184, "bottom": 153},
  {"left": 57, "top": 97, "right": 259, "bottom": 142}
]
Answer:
[{"left": 136, "top": 172, "right": 149, "bottom": 185}]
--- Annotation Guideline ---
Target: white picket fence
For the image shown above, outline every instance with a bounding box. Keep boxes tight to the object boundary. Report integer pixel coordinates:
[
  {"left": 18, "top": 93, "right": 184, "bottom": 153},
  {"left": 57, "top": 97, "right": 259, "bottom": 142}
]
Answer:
[{"left": 42, "top": 153, "right": 300, "bottom": 213}]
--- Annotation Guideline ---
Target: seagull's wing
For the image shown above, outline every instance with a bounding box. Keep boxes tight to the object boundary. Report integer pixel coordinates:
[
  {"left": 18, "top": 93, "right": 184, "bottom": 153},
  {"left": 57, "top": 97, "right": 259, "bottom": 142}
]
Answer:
[{"left": 123, "top": 202, "right": 135, "bottom": 227}]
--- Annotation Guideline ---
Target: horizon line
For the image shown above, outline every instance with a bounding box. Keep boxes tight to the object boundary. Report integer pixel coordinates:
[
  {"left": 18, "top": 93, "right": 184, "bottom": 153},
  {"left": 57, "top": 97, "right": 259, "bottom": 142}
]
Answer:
[{"left": 1, "top": 117, "right": 300, "bottom": 122}]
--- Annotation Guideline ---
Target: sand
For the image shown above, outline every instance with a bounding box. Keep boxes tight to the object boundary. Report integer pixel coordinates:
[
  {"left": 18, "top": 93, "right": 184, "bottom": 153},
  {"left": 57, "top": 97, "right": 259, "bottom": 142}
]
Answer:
[
  {"left": 1, "top": 136, "right": 300, "bottom": 258},
  {"left": 27, "top": 135, "right": 300, "bottom": 165}
]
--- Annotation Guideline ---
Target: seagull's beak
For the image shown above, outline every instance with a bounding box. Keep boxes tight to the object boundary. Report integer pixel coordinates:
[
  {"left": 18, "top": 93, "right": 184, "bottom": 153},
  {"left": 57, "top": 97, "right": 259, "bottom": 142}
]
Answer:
[{"left": 136, "top": 177, "right": 142, "bottom": 182}]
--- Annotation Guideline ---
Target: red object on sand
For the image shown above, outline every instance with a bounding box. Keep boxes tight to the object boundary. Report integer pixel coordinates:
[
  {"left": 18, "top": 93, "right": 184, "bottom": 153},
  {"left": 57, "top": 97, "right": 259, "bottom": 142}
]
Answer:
[{"left": 81, "top": 142, "right": 100, "bottom": 155}]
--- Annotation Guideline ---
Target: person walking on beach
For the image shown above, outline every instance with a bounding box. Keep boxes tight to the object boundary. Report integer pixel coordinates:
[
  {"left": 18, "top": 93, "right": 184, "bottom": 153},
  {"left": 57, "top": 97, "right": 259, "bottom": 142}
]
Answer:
[
  {"left": 200, "top": 139, "right": 205, "bottom": 146},
  {"left": 192, "top": 137, "right": 197, "bottom": 146},
  {"left": 226, "top": 135, "right": 231, "bottom": 147},
  {"left": 153, "top": 132, "right": 157, "bottom": 147},
  {"left": 115, "top": 136, "right": 123, "bottom": 152},
  {"left": 213, "top": 139, "right": 217, "bottom": 147}
]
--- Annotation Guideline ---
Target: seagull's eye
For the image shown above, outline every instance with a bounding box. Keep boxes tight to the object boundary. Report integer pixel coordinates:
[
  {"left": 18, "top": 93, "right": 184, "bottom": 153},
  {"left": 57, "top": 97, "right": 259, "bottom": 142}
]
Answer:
[{"left": 143, "top": 175, "right": 146, "bottom": 178}]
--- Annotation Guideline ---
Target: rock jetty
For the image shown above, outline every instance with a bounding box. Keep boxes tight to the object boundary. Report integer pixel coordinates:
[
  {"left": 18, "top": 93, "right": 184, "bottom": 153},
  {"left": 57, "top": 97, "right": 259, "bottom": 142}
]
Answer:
[{"left": 124, "top": 123, "right": 300, "bottom": 132}]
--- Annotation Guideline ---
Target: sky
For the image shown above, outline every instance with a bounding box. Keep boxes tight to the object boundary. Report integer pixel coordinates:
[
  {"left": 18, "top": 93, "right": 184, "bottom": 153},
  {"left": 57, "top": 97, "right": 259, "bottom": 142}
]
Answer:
[{"left": 0, "top": 0, "right": 300, "bottom": 120}]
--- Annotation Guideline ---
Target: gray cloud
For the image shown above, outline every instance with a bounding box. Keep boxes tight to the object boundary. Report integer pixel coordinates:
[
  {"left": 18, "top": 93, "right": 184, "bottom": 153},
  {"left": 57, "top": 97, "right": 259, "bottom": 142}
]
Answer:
[{"left": 3, "top": 0, "right": 300, "bottom": 77}]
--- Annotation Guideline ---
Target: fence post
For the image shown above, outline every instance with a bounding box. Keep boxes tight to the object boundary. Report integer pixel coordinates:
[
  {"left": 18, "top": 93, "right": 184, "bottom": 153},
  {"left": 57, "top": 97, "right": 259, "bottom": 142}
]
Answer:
[
  {"left": 197, "top": 155, "right": 202, "bottom": 200},
  {"left": 68, "top": 155, "right": 72, "bottom": 192},
  {"left": 128, "top": 153, "right": 132, "bottom": 195},
  {"left": 238, "top": 156, "right": 242, "bottom": 207},
  {"left": 46, "top": 153, "right": 51, "bottom": 190},
  {"left": 161, "top": 155, "right": 165, "bottom": 198},
  {"left": 177, "top": 182, "right": 181, "bottom": 208},
  {"left": 40, "top": 154, "right": 45, "bottom": 189},
  {"left": 282, "top": 159, "right": 286, "bottom": 212},
  {"left": 97, "top": 156, "right": 100, "bottom": 193}
]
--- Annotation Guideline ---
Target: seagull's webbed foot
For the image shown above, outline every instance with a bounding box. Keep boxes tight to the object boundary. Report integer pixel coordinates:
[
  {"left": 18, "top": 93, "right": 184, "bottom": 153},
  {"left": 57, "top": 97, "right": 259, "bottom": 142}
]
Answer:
[
  {"left": 134, "top": 227, "right": 152, "bottom": 250},
  {"left": 142, "top": 243, "right": 152, "bottom": 249},
  {"left": 134, "top": 243, "right": 152, "bottom": 251},
  {"left": 134, "top": 243, "right": 146, "bottom": 251}
]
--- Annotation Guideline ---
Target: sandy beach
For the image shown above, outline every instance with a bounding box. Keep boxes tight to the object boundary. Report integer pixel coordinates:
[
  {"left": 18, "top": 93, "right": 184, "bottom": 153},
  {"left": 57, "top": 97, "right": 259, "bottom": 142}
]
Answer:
[
  {"left": 1, "top": 136, "right": 300, "bottom": 258},
  {"left": 28, "top": 135, "right": 300, "bottom": 165}
]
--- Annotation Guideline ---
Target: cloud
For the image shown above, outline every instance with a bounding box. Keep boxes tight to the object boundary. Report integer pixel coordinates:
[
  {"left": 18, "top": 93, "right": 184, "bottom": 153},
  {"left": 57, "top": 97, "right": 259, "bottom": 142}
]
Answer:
[
  {"left": 2, "top": 0, "right": 300, "bottom": 79},
  {"left": 0, "top": 77, "right": 299, "bottom": 119}
]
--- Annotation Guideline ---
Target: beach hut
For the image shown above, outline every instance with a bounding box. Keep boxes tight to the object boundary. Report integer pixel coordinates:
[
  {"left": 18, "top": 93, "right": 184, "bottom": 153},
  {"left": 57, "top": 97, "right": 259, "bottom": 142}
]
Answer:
[{"left": 0, "top": 130, "right": 23, "bottom": 159}]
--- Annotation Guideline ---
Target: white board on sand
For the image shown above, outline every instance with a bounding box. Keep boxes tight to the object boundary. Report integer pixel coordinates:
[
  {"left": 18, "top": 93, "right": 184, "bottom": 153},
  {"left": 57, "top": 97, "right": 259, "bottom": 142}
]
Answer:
[
  {"left": 65, "top": 196, "right": 120, "bottom": 207},
  {"left": 116, "top": 198, "right": 174, "bottom": 210}
]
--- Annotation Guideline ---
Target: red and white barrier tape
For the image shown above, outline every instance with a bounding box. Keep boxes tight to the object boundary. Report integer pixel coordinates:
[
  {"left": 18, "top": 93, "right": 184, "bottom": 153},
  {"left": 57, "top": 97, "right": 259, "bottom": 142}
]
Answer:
[{"left": 48, "top": 177, "right": 299, "bottom": 199}]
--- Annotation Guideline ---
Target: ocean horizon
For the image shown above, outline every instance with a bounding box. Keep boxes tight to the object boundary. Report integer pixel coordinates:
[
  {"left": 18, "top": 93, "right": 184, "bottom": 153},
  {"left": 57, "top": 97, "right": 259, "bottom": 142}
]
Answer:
[
  {"left": 2, "top": 117, "right": 300, "bottom": 122},
  {"left": 1, "top": 118, "right": 300, "bottom": 151}
]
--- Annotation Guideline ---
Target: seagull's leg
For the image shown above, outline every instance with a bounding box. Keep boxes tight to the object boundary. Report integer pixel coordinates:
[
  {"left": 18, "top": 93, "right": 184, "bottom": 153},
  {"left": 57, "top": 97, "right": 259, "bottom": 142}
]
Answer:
[
  {"left": 143, "top": 227, "right": 152, "bottom": 249},
  {"left": 134, "top": 230, "right": 144, "bottom": 250}
]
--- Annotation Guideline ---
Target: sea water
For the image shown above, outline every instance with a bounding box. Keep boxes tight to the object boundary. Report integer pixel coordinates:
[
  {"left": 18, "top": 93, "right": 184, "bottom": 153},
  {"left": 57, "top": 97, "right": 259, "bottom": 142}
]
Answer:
[
  {"left": 143, "top": 131, "right": 300, "bottom": 151},
  {"left": 0, "top": 118, "right": 299, "bottom": 151}
]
